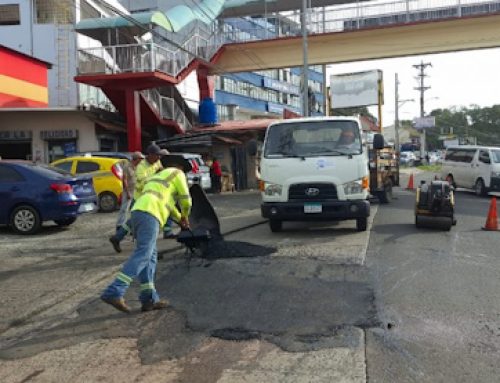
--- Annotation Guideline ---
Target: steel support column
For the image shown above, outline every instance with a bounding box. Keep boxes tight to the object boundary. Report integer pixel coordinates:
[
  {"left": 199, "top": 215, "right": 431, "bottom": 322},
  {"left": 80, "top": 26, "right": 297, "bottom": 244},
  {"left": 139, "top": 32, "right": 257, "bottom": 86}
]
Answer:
[{"left": 125, "top": 89, "right": 142, "bottom": 151}]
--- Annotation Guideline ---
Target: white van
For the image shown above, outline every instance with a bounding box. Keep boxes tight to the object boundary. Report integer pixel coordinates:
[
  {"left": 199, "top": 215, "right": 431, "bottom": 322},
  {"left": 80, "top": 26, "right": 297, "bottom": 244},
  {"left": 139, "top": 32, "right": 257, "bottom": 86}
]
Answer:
[
  {"left": 260, "top": 117, "right": 380, "bottom": 232},
  {"left": 440, "top": 145, "right": 500, "bottom": 196}
]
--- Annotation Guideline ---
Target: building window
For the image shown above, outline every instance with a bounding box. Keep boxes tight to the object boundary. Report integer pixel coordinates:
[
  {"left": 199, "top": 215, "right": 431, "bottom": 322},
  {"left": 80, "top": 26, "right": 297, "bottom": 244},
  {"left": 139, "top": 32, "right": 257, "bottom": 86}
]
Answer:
[
  {"left": 0, "top": 4, "right": 20, "bottom": 26},
  {"left": 80, "top": 1, "right": 100, "bottom": 20},
  {"left": 34, "top": 0, "right": 74, "bottom": 24}
]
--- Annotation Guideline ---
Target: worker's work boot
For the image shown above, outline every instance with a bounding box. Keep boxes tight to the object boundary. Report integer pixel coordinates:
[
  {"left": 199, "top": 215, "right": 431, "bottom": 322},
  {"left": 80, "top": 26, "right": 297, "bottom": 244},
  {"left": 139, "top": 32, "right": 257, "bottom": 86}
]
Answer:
[
  {"left": 101, "top": 296, "right": 131, "bottom": 313},
  {"left": 109, "top": 235, "right": 121, "bottom": 253},
  {"left": 141, "top": 299, "right": 169, "bottom": 312}
]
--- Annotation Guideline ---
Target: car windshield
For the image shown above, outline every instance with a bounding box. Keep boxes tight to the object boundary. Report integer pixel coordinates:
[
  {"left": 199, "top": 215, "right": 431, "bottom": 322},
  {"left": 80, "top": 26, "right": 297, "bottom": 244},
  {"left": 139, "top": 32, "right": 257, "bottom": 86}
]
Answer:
[
  {"left": 264, "top": 120, "right": 362, "bottom": 158},
  {"left": 491, "top": 150, "right": 500, "bottom": 163}
]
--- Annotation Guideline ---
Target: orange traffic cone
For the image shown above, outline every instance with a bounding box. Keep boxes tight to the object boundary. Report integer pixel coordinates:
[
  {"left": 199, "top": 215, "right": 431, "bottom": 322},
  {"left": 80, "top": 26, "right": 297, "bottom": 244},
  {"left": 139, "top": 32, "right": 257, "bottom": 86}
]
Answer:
[
  {"left": 482, "top": 197, "right": 499, "bottom": 231},
  {"left": 406, "top": 173, "right": 415, "bottom": 191}
]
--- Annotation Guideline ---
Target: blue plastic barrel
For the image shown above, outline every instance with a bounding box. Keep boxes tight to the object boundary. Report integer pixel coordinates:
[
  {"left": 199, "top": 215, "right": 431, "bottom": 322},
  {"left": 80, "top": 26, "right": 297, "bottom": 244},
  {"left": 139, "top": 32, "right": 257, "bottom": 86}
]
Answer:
[{"left": 199, "top": 97, "right": 218, "bottom": 124}]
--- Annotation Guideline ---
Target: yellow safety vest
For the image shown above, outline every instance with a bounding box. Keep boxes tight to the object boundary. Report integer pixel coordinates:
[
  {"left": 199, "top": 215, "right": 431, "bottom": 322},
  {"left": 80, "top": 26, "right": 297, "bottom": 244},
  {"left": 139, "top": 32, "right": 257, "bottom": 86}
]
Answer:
[
  {"left": 133, "top": 159, "right": 163, "bottom": 200},
  {"left": 132, "top": 168, "right": 192, "bottom": 227}
]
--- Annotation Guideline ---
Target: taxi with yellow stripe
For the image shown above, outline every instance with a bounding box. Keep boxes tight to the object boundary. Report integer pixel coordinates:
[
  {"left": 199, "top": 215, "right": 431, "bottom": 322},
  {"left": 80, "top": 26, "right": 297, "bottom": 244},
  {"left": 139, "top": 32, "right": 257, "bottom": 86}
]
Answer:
[{"left": 51, "top": 156, "right": 124, "bottom": 212}]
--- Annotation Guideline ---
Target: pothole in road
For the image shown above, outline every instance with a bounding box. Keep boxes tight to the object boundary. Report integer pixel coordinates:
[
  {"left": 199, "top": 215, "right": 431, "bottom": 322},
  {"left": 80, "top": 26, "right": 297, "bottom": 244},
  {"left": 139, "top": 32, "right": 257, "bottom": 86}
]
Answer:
[
  {"left": 142, "top": 255, "right": 380, "bottom": 360},
  {"left": 0, "top": 241, "right": 380, "bottom": 364}
]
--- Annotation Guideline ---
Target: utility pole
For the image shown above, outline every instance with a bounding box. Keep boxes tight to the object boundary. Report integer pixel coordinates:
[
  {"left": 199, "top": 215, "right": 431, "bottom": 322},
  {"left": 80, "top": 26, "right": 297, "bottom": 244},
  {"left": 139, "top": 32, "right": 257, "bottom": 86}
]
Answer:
[
  {"left": 395, "top": 73, "right": 400, "bottom": 185},
  {"left": 413, "top": 61, "right": 432, "bottom": 159},
  {"left": 301, "top": 0, "right": 309, "bottom": 117}
]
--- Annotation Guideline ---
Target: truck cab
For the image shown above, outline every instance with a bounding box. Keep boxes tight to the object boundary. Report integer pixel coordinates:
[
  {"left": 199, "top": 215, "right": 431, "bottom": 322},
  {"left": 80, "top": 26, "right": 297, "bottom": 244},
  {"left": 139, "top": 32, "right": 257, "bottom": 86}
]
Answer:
[{"left": 260, "top": 117, "right": 383, "bottom": 232}]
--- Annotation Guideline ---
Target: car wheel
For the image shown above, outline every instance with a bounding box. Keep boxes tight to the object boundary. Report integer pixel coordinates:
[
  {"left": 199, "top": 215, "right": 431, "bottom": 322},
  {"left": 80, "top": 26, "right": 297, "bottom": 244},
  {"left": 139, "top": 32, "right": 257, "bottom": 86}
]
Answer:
[
  {"left": 10, "top": 205, "right": 41, "bottom": 235},
  {"left": 269, "top": 219, "right": 282, "bottom": 232},
  {"left": 99, "top": 192, "right": 118, "bottom": 212},
  {"left": 356, "top": 217, "right": 367, "bottom": 232},
  {"left": 54, "top": 217, "right": 77, "bottom": 226},
  {"left": 474, "top": 178, "right": 487, "bottom": 197}
]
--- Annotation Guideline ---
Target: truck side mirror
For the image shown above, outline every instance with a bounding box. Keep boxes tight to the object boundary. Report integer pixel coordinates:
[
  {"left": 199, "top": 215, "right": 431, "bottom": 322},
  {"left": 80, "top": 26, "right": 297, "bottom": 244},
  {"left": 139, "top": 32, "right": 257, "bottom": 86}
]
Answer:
[{"left": 373, "top": 134, "right": 384, "bottom": 150}]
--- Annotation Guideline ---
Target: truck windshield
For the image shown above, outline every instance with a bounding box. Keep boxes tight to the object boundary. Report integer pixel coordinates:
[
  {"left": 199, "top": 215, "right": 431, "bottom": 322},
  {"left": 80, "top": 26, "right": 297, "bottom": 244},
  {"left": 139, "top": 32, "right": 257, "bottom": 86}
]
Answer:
[
  {"left": 264, "top": 120, "right": 362, "bottom": 158},
  {"left": 492, "top": 150, "right": 500, "bottom": 163}
]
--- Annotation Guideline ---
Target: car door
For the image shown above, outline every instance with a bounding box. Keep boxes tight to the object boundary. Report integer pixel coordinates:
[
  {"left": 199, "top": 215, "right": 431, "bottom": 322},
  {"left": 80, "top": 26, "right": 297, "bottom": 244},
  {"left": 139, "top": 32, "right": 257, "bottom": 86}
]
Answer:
[
  {"left": 476, "top": 149, "right": 492, "bottom": 188},
  {"left": 0, "top": 164, "right": 26, "bottom": 224},
  {"left": 462, "top": 148, "right": 479, "bottom": 188}
]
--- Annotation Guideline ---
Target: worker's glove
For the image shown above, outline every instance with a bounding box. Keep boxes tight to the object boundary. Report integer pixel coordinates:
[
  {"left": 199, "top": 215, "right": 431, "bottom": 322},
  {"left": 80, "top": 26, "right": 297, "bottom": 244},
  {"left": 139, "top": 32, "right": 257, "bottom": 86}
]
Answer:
[{"left": 180, "top": 217, "right": 190, "bottom": 230}]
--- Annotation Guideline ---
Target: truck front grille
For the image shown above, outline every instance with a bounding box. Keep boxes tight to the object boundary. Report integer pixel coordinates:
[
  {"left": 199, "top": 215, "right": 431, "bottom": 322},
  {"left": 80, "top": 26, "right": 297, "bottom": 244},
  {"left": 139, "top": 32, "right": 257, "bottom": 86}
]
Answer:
[{"left": 288, "top": 183, "right": 338, "bottom": 201}]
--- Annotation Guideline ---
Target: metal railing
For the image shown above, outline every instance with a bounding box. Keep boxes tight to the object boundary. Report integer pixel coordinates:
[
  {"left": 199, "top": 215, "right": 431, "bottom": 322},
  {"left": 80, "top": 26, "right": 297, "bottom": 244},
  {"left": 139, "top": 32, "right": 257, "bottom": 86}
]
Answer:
[
  {"left": 76, "top": 0, "right": 500, "bottom": 128},
  {"left": 78, "top": 24, "right": 225, "bottom": 78},
  {"left": 220, "top": 0, "right": 500, "bottom": 42},
  {"left": 142, "top": 89, "right": 192, "bottom": 132},
  {"left": 78, "top": 0, "right": 500, "bottom": 76}
]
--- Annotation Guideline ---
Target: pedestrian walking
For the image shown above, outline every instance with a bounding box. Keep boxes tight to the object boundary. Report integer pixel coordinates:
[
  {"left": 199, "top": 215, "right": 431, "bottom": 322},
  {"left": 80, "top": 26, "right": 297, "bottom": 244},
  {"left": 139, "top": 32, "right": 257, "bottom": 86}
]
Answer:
[
  {"left": 115, "top": 151, "right": 144, "bottom": 232},
  {"left": 101, "top": 157, "right": 192, "bottom": 313},
  {"left": 109, "top": 144, "right": 167, "bottom": 253},
  {"left": 211, "top": 157, "right": 222, "bottom": 193}
]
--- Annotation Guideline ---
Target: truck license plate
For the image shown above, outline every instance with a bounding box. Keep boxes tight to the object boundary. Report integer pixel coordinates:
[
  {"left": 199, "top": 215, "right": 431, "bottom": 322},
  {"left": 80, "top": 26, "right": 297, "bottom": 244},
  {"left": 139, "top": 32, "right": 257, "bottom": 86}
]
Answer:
[{"left": 304, "top": 203, "right": 322, "bottom": 213}]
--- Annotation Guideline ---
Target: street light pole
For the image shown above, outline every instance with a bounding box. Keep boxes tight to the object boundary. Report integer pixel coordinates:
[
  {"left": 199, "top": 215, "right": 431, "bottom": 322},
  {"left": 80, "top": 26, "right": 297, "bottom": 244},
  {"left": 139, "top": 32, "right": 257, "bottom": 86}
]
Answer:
[
  {"left": 395, "top": 73, "right": 400, "bottom": 185},
  {"left": 301, "top": 0, "right": 309, "bottom": 117}
]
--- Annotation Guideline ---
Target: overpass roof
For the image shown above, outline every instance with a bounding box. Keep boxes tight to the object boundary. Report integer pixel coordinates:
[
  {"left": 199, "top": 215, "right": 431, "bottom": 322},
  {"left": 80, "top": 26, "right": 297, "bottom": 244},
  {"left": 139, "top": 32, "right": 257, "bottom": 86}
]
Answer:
[{"left": 221, "top": 0, "right": 369, "bottom": 17}]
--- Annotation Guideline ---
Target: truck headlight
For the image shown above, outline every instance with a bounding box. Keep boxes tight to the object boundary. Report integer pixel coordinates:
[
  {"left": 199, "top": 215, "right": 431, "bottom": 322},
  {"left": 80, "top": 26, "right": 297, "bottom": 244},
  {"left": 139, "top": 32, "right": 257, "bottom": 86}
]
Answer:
[
  {"left": 491, "top": 171, "right": 500, "bottom": 178},
  {"left": 343, "top": 177, "right": 369, "bottom": 195},
  {"left": 264, "top": 182, "right": 283, "bottom": 196}
]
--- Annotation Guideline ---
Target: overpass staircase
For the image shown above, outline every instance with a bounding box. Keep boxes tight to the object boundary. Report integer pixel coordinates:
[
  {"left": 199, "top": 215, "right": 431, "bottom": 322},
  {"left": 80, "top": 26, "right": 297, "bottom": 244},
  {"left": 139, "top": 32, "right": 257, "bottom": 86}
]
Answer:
[{"left": 75, "top": 0, "right": 500, "bottom": 141}]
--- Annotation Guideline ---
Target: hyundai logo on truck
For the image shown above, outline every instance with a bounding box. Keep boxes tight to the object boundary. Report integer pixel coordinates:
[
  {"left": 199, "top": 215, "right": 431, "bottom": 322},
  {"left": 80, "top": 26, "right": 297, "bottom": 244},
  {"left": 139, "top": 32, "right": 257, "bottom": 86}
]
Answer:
[{"left": 305, "top": 187, "right": 320, "bottom": 197}]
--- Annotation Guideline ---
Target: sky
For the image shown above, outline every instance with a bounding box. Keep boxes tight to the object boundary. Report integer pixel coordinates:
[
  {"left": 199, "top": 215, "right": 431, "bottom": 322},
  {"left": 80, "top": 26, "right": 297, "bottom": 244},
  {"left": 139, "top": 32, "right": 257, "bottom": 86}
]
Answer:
[{"left": 327, "top": 47, "right": 500, "bottom": 127}]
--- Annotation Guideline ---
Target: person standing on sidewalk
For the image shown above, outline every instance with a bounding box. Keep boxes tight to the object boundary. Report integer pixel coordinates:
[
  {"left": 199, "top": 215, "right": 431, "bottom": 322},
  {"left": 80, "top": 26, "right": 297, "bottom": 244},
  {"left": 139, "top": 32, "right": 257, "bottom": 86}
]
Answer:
[
  {"left": 211, "top": 157, "right": 222, "bottom": 193},
  {"left": 115, "top": 151, "right": 144, "bottom": 232},
  {"left": 101, "top": 159, "right": 192, "bottom": 313},
  {"left": 109, "top": 144, "right": 167, "bottom": 253}
]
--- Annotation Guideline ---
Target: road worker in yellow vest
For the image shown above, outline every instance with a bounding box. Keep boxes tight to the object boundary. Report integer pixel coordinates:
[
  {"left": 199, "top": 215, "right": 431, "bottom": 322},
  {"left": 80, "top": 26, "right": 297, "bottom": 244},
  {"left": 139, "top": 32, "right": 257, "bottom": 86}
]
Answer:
[
  {"left": 109, "top": 143, "right": 168, "bottom": 253},
  {"left": 101, "top": 156, "right": 192, "bottom": 313}
]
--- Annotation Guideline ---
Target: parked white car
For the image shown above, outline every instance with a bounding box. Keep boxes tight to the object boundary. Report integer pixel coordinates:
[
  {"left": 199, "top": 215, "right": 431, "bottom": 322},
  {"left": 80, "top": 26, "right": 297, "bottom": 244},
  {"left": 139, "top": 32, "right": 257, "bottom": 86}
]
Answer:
[
  {"left": 169, "top": 152, "right": 212, "bottom": 191},
  {"left": 440, "top": 145, "right": 500, "bottom": 196},
  {"left": 399, "top": 151, "right": 417, "bottom": 166}
]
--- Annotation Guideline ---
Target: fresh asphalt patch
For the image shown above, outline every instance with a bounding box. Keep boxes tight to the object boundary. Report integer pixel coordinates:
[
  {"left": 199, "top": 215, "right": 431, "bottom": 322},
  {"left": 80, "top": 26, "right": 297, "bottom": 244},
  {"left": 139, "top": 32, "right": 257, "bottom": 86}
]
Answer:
[{"left": 0, "top": 244, "right": 381, "bottom": 364}]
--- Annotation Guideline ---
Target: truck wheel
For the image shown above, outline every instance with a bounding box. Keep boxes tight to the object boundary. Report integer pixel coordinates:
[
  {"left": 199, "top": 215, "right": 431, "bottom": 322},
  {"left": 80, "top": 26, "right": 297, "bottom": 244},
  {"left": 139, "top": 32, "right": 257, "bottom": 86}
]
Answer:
[
  {"left": 443, "top": 217, "right": 453, "bottom": 231},
  {"left": 379, "top": 181, "right": 393, "bottom": 204},
  {"left": 269, "top": 219, "right": 282, "bottom": 232},
  {"left": 356, "top": 217, "right": 367, "bottom": 232},
  {"left": 415, "top": 215, "right": 422, "bottom": 228}
]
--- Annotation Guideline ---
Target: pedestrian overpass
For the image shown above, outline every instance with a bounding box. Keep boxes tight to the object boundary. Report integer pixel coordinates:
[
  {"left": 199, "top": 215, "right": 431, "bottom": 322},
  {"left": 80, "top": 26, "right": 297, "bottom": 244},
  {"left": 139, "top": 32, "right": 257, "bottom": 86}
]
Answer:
[{"left": 75, "top": 0, "right": 500, "bottom": 150}]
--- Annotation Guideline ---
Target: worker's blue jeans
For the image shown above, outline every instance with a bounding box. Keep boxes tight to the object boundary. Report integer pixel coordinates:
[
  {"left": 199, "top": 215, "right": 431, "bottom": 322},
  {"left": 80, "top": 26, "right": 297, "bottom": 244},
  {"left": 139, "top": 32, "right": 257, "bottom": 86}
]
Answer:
[
  {"left": 114, "top": 199, "right": 135, "bottom": 241},
  {"left": 102, "top": 210, "right": 160, "bottom": 304}
]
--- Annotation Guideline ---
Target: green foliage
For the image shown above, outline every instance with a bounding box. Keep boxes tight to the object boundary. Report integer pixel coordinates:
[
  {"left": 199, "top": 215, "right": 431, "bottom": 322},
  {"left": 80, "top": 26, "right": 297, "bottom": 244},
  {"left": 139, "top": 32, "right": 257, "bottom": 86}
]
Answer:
[
  {"left": 331, "top": 106, "right": 377, "bottom": 121},
  {"left": 427, "top": 105, "right": 500, "bottom": 148}
]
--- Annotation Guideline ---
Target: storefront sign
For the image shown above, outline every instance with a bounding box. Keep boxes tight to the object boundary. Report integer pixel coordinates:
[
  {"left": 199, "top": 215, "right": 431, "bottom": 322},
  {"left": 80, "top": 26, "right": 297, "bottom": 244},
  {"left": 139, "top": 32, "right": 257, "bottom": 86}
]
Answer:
[
  {"left": 40, "top": 129, "right": 78, "bottom": 140},
  {"left": 0, "top": 130, "right": 32, "bottom": 141},
  {"left": 263, "top": 78, "right": 300, "bottom": 95},
  {"left": 63, "top": 142, "right": 76, "bottom": 156}
]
